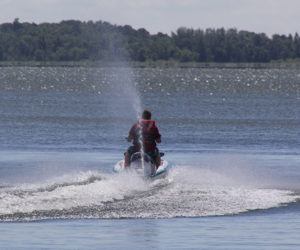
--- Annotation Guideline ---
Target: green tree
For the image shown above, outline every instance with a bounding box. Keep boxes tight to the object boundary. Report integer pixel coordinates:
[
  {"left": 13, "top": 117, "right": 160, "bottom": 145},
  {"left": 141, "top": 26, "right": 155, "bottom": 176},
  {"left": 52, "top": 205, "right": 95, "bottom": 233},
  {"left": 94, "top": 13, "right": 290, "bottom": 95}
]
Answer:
[{"left": 0, "top": 19, "right": 299, "bottom": 63}]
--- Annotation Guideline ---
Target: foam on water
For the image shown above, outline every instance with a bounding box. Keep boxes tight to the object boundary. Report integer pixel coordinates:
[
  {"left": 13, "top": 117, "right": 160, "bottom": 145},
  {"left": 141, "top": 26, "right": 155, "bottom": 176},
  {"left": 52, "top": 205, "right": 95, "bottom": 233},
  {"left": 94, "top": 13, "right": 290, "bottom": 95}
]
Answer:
[
  {"left": 0, "top": 171, "right": 147, "bottom": 215},
  {"left": 0, "top": 164, "right": 298, "bottom": 222}
]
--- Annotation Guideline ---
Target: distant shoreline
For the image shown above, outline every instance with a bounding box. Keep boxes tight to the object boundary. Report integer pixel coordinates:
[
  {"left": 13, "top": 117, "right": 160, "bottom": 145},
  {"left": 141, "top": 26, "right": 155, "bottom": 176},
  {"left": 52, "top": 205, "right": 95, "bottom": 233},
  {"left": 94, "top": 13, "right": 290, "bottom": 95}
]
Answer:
[{"left": 0, "top": 61, "right": 300, "bottom": 69}]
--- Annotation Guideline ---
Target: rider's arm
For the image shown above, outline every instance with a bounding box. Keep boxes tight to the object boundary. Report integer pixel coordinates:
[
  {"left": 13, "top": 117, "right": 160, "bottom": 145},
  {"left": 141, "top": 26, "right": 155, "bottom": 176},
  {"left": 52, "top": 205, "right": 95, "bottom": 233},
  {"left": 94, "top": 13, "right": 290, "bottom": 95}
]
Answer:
[
  {"left": 154, "top": 125, "right": 161, "bottom": 143},
  {"left": 125, "top": 135, "right": 132, "bottom": 142},
  {"left": 126, "top": 123, "right": 137, "bottom": 142}
]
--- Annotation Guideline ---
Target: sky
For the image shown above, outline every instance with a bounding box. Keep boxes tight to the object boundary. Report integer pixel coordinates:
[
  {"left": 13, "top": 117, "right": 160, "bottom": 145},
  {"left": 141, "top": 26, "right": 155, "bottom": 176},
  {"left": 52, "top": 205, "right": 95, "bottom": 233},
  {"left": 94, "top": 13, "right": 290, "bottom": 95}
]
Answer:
[{"left": 0, "top": 0, "right": 299, "bottom": 37}]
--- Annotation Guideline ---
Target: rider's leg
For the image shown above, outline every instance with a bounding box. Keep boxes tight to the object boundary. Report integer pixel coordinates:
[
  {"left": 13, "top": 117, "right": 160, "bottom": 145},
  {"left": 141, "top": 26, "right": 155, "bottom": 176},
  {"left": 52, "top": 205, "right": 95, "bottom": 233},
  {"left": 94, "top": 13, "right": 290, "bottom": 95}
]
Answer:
[
  {"left": 124, "top": 150, "right": 131, "bottom": 167},
  {"left": 155, "top": 152, "right": 161, "bottom": 168},
  {"left": 124, "top": 146, "right": 136, "bottom": 167}
]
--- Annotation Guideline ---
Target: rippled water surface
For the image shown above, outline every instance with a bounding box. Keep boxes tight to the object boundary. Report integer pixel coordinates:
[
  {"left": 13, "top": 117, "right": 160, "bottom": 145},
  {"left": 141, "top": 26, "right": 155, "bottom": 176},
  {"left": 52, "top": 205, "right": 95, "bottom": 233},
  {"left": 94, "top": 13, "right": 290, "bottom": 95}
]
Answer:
[{"left": 0, "top": 66, "right": 299, "bottom": 249}]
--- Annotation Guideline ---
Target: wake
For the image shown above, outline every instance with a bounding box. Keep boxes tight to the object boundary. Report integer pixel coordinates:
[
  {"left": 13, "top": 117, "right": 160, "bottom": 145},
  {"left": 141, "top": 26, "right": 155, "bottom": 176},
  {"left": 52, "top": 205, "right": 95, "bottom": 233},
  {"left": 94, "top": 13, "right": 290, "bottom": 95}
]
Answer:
[{"left": 0, "top": 165, "right": 299, "bottom": 222}]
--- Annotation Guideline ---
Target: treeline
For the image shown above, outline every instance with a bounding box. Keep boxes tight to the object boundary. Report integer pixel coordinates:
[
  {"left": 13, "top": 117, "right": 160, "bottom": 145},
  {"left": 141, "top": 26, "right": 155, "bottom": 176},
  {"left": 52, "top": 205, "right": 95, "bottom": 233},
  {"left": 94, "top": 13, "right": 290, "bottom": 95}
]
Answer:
[{"left": 0, "top": 18, "right": 300, "bottom": 63}]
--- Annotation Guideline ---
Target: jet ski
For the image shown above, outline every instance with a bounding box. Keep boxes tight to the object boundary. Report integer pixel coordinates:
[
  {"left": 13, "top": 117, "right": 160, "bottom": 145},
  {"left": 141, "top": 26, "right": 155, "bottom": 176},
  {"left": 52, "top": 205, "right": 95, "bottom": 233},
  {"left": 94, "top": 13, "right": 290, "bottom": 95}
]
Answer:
[{"left": 113, "top": 152, "right": 170, "bottom": 179}]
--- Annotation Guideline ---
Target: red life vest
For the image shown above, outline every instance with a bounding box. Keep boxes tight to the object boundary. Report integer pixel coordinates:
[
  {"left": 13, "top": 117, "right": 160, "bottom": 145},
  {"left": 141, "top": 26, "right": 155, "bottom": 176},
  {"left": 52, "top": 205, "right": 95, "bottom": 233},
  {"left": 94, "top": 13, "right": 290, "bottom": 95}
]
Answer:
[{"left": 129, "top": 119, "right": 161, "bottom": 153}]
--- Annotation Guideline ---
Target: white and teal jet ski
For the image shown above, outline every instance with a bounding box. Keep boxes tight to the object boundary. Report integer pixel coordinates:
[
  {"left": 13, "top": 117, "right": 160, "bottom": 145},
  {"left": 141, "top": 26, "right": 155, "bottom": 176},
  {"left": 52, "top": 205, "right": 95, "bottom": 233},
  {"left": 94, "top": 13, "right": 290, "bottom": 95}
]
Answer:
[{"left": 113, "top": 152, "right": 170, "bottom": 180}]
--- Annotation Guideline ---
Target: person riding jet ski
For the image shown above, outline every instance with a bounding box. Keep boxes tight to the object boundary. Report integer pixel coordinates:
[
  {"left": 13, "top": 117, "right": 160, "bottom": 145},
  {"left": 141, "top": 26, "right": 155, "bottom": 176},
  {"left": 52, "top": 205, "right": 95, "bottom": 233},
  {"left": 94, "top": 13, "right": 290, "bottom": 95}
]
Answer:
[{"left": 124, "top": 109, "right": 161, "bottom": 168}]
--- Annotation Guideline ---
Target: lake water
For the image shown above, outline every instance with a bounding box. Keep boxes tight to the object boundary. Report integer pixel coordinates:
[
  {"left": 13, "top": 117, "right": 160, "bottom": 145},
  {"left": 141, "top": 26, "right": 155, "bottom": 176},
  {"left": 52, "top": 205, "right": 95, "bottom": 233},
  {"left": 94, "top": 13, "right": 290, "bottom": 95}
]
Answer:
[{"left": 0, "top": 66, "right": 300, "bottom": 249}]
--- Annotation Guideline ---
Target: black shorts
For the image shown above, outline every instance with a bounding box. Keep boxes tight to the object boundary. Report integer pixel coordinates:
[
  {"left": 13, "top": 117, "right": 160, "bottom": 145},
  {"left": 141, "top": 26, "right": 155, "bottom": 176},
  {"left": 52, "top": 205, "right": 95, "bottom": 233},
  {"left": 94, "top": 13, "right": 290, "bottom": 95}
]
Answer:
[{"left": 127, "top": 146, "right": 159, "bottom": 158}]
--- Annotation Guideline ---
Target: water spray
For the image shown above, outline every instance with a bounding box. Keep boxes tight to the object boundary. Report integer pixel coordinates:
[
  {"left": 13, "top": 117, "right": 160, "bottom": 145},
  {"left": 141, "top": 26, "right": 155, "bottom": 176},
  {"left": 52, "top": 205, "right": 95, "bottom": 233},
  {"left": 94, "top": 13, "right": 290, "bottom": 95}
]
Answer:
[{"left": 137, "top": 118, "right": 145, "bottom": 171}]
